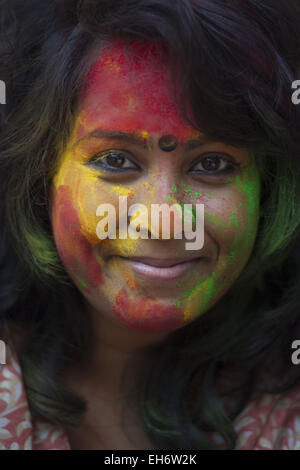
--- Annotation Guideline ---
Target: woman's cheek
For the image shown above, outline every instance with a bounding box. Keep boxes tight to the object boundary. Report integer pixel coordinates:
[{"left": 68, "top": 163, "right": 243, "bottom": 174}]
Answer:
[
  {"left": 51, "top": 160, "right": 140, "bottom": 299},
  {"left": 205, "top": 199, "right": 258, "bottom": 282},
  {"left": 78, "top": 177, "right": 149, "bottom": 260},
  {"left": 181, "top": 192, "right": 260, "bottom": 321},
  {"left": 76, "top": 175, "right": 107, "bottom": 245},
  {"left": 51, "top": 182, "right": 105, "bottom": 293}
]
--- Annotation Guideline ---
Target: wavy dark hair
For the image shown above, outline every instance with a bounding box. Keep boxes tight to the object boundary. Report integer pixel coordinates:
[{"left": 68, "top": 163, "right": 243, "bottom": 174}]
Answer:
[{"left": 1, "top": 0, "right": 300, "bottom": 450}]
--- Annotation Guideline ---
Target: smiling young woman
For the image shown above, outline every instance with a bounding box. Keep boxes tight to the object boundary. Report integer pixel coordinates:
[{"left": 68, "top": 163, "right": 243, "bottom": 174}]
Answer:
[{"left": 1, "top": 0, "right": 300, "bottom": 450}]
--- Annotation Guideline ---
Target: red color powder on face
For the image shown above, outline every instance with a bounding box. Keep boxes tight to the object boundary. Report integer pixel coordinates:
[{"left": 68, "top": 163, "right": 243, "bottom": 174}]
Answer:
[
  {"left": 51, "top": 185, "right": 104, "bottom": 290},
  {"left": 112, "top": 288, "right": 185, "bottom": 333},
  {"left": 77, "top": 40, "right": 197, "bottom": 143}
]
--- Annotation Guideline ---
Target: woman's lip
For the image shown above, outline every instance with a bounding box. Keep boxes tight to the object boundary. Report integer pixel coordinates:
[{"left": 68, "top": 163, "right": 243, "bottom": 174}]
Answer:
[
  {"left": 120, "top": 257, "right": 203, "bottom": 281},
  {"left": 124, "top": 257, "right": 200, "bottom": 267}
]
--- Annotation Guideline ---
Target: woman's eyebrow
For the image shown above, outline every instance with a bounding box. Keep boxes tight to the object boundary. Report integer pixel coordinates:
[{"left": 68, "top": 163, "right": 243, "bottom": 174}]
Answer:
[
  {"left": 183, "top": 136, "right": 216, "bottom": 150},
  {"left": 73, "top": 127, "right": 215, "bottom": 150},
  {"left": 74, "top": 128, "right": 153, "bottom": 149}
]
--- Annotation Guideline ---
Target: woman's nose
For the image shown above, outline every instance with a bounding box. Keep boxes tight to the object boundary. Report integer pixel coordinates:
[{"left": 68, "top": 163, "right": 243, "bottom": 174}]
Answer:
[{"left": 129, "top": 174, "right": 186, "bottom": 240}]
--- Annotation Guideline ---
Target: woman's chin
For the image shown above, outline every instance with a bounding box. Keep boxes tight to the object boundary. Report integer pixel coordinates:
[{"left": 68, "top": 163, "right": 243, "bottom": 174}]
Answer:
[{"left": 81, "top": 285, "right": 188, "bottom": 334}]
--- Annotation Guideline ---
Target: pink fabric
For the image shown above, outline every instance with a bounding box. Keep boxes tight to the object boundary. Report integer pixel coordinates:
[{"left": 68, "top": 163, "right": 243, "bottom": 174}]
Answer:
[{"left": 1, "top": 342, "right": 300, "bottom": 450}]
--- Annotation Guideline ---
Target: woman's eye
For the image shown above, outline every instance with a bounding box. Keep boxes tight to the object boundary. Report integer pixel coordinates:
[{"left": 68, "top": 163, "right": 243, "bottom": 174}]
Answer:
[
  {"left": 189, "top": 154, "right": 239, "bottom": 175},
  {"left": 86, "top": 150, "right": 140, "bottom": 172}
]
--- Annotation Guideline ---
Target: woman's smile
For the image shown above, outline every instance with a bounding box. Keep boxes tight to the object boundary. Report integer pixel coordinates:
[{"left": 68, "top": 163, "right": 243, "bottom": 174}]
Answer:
[{"left": 112, "top": 256, "right": 205, "bottom": 282}]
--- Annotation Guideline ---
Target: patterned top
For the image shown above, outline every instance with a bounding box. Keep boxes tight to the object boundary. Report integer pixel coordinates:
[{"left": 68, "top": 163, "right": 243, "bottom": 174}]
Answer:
[{"left": 1, "top": 342, "right": 300, "bottom": 450}]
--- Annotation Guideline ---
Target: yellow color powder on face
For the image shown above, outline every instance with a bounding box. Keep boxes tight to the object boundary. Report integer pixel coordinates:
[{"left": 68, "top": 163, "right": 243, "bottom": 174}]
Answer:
[
  {"left": 138, "top": 130, "right": 153, "bottom": 151},
  {"left": 143, "top": 182, "right": 152, "bottom": 191},
  {"left": 101, "top": 55, "right": 122, "bottom": 73},
  {"left": 182, "top": 278, "right": 212, "bottom": 322},
  {"left": 111, "top": 185, "right": 134, "bottom": 197},
  {"left": 118, "top": 262, "right": 138, "bottom": 290},
  {"left": 113, "top": 237, "right": 141, "bottom": 258}
]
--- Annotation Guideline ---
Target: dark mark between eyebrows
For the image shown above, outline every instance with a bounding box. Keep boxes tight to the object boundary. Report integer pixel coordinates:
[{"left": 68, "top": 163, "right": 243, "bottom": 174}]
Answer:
[{"left": 158, "top": 135, "right": 178, "bottom": 152}]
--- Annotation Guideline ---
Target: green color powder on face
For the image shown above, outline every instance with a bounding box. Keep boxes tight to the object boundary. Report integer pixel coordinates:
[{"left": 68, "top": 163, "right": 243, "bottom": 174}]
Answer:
[
  {"left": 179, "top": 202, "right": 196, "bottom": 225},
  {"left": 168, "top": 158, "right": 260, "bottom": 320},
  {"left": 227, "top": 209, "right": 239, "bottom": 229},
  {"left": 176, "top": 270, "right": 193, "bottom": 288},
  {"left": 235, "top": 162, "right": 261, "bottom": 248},
  {"left": 175, "top": 159, "right": 260, "bottom": 321},
  {"left": 186, "top": 191, "right": 204, "bottom": 201},
  {"left": 178, "top": 243, "right": 248, "bottom": 318},
  {"left": 235, "top": 173, "right": 259, "bottom": 219},
  {"left": 77, "top": 277, "right": 88, "bottom": 289},
  {"left": 235, "top": 153, "right": 260, "bottom": 218},
  {"left": 166, "top": 187, "right": 207, "bottom": 204},
  {"left": 205, "top": 211, "right": 225, "bottom": 229},
  {"left": 179, "top": 274, "right": 224, "bottom": 318},
  {"left": 225, "top": 250, "right": 236, "bottom": 262}
]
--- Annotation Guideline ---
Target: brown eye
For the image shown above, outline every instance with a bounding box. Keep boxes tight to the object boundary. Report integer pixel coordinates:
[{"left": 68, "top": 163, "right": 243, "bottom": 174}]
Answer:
[
  {"left": 201, "top": 156, "right": 222, "bottom": 171},
  {"left": 106, "top": 154, "right": 125, "bottom": 168},
  {"left": 189, "top": 153, "right": 239, "bottom": 175},
  {"left": 87, "top": 150, "right": 140, "bottom": 172}
]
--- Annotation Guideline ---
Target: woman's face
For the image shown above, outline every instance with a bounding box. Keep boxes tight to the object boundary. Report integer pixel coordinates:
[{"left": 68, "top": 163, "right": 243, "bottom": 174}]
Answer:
[{"left": 50, "top": 41, "right": 260, "bottom": 334}]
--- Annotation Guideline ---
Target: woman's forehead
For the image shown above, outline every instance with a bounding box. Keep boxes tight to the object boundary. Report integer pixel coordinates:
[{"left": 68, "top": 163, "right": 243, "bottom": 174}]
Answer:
[{"left": 76, "top": 40, "right": 200, "bottom": 143}]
